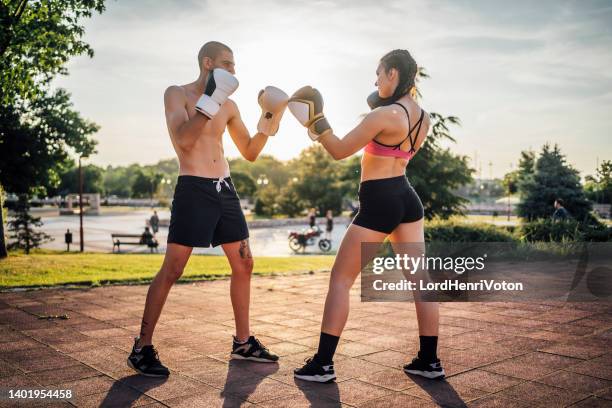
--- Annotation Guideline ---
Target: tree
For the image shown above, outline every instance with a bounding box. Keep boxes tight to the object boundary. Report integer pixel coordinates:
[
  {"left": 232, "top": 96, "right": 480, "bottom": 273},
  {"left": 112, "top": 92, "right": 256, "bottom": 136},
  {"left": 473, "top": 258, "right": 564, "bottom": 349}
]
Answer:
[
  {"left": 132, "top": 170, "right": 163, "bottom": 199},
  {"left": 1, "top": 0, "right": 106, "bottom": 104},
  {"left": 231, "top": 171, "right": 256, "bottom": 198},
  {"left": 502, "top": 171, "right": 519, "bottom": 196},
  {"left": 229, "top": 155, "right": 290, "bottom": 189},
  {"left": 0, "top": 184, "right": 6, "bottom": 258},
  {"left": 0, "top": 90, "right": 98, "bottom": 256},
  {"left": 585, "top": 160, "right": 612, "bottom": 207},
  {"left": 291, "top": 145, "right": 344, "bottom": 215},
  {"left": 103, "top": 166, "right": 133, "bottom": 197},
  {"left": 254, "top": 185, "right": 279, "bottom": 217},
  {"left": 0, "top": 0, "right": 105, "bottom": 257},
  {"left": 0, "top": 90, "right": 99, "bottom": 193},
  {"left": 503, "top": 150, "right": 537, "bottom": 198},
  {"left": 403, "top": 68, "right": 473, "bottom": 219},
  {"left": 151, "top": 158, "right": 179, "bottom": 176},
  {"left": 517, "top": 144, "right": 592, "bottom": 221},
  {"left": 337, "top": 155, "right": 361, "bottom": 200},
  {"left": 99, "top": 159, "right": 180, "bottom": 199},
  {"left": 7, "top": 195, "right": 52, "bottom": 254},
  {"left": 50, "top": 163, "right": 104, "bottom": 196},
  {"left": 407, "top": 113, "right": 473, "bottom": 219},
  {"left": 515, "top": 150, "right": 536, "bottom": 194},
  {"left": 276, "top": 184, "right": 304, "bottom": 217}
]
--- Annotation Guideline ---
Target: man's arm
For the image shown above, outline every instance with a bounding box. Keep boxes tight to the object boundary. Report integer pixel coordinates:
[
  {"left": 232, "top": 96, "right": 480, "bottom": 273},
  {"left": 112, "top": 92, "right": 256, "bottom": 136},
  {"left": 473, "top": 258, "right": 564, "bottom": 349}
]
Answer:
[
  {"left": 226, "top": 100, "right": 268, "bottom": 162},
  {"left": 164, "top": 86, "right": 209, "bottom": 151}
]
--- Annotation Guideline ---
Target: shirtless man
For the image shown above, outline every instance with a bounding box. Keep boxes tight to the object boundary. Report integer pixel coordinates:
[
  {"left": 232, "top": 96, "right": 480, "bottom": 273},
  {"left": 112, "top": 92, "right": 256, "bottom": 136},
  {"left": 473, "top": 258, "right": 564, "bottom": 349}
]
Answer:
[{"left": 127, "top": 41, "right": 289, "bottom": 377}]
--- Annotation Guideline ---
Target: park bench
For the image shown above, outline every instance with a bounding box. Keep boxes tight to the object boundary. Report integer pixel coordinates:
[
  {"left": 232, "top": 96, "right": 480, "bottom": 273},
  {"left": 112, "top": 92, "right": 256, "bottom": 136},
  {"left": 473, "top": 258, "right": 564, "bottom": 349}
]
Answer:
[{"left": 111, "top": 233, "right": 159, "bottom": 253}]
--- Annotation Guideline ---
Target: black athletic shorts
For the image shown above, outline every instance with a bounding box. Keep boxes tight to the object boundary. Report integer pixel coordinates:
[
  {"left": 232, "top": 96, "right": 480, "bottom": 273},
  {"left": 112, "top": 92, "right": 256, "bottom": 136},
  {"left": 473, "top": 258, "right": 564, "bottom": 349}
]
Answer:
[
  {"left": 167, "top": 175, "right": 249, "bottom": 247},
  {"left": 353, "top": 175, "right": 424, "bottom": 234}
]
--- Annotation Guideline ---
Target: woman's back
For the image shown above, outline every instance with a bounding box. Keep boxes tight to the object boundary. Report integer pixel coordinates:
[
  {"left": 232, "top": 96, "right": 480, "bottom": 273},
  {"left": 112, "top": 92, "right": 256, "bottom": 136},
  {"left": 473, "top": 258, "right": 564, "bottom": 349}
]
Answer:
[{"left": 361, "top": 95, "right": 430, "bottom": 181}]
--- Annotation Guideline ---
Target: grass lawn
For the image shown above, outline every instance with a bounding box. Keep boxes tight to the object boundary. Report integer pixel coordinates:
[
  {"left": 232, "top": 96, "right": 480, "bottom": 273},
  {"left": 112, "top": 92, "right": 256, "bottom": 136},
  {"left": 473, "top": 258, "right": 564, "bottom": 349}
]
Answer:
[{"left": 0, "top": 251, "right": 334, "bottom": 289}]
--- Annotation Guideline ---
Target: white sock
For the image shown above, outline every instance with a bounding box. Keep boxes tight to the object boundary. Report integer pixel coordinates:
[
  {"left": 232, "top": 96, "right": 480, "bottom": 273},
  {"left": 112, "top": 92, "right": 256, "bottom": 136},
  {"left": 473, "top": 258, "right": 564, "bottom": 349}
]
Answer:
[
  {"left": 134, "top": 336, "right": 143, "bottom": 353},
  {"left": 233, "top": 335, "right": 249, "bottom": 344}
]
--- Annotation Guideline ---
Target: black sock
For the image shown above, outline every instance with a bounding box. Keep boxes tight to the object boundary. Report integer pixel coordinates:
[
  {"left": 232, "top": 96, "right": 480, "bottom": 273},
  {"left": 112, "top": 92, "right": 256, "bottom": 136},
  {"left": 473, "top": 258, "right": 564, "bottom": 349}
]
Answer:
[
  {"left": 315, "top": 332, "right": 339, "bottom": 365},
  {"left": 419, "top": 335, "right": 438, "bottom": 362}
]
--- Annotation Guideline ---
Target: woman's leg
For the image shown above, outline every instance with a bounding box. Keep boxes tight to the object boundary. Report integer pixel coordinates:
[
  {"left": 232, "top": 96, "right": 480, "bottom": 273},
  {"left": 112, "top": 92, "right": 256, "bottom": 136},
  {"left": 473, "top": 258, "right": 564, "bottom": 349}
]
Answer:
[
  {"left": 389, "top": 219, "right": 439, "bottom": 336},
  {"left": 389, "top": 219, "right": 441, "bottom": 367},
  {"left": 295, "top": 223, "right": 387, "bottom": 382},
  {"left": 321, "top": 224, "right": 387, "bottom": 335}
]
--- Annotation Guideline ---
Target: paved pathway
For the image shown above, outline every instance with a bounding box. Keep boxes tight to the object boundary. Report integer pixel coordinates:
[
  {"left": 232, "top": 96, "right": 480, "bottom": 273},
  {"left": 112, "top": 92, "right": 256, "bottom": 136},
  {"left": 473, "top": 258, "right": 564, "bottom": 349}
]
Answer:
[{"left": 1, "top": 273, "right": 611, "bottom": 407}]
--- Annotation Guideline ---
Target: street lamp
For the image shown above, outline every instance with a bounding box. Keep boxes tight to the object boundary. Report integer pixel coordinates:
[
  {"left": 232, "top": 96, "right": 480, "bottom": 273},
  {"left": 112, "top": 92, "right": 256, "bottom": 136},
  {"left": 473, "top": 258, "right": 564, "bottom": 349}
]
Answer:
[
  {"left": 507, "top": 162, "right": 513, "bottom": 221},
  {"left": 78, "top": 154, "right": 88, "bottom": 252},
  {"left": 163, "top": 178, "right": 172, "bottom": 190},
  {"left": 257, "top": 175, "right": 269, "bottom": 186}
]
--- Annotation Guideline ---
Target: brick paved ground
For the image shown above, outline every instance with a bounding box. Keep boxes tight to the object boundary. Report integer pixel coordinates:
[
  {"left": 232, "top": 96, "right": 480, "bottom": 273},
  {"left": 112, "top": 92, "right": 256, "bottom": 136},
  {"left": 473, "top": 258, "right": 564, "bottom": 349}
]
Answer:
[{"left": 1, "top": 272, "right": 611, "bottom": 407}]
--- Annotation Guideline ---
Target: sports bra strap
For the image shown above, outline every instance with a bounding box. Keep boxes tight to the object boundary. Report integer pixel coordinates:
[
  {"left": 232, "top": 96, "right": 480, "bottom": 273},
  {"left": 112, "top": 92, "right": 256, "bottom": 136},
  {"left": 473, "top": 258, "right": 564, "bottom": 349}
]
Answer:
[
  {"left": 371, "top": 103, "right": 425, "bottom": 152},
  {"left": 407, "top": 109, "right": 425, "bottom": 152}
]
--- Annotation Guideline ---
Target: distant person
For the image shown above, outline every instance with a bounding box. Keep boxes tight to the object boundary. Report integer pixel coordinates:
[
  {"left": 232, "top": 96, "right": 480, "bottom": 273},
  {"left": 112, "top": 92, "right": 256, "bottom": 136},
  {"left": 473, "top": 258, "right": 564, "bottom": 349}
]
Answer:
[
  {"left": 140, "top": 227, "right": 154, "bottom": 245},
  {"left": 552, "top": 198, "right": 570, "bottom": 221},
  {"left": 150, "top": 210, "right": 160, "bottom": 234},
  {"left": 308, "top": 208, "right": 317, "bottom": 228},
  {"left": 325, "top": 210, "right": 334, "bottom": 240}
]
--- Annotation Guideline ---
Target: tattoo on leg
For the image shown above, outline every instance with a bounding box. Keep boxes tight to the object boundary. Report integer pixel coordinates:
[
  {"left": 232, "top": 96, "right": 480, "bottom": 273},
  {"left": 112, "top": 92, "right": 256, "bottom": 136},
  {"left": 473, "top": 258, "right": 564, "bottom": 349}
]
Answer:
[
  {"left": 140, "top": 320, "right": 148, "bottom": 338},
  {"left": 238, "top": 239, "right": 252, "bottom": 259}
]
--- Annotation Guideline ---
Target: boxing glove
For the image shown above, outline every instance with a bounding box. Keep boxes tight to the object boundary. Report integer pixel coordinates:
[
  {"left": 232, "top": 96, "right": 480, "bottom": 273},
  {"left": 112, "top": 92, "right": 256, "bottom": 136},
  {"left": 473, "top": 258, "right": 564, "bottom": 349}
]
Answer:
[
  {"left": 367, "top": 91, "right": 393, "bottom": 110},
  {"left": 195, "top": 68, "right": 239, "bottom": 118},
  {"left": 288, "top": 86, "right": 332, "bottom": 141},
  {"left": 257, "top": 86, "right": 289, "bottom": 136}
]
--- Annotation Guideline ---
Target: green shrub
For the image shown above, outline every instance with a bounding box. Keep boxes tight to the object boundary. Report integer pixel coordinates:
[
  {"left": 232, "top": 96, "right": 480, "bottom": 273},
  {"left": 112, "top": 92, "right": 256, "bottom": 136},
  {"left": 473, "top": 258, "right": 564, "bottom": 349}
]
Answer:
[
  {"left": 519, "top": 218, "right": 612, "bottom": 242},
  {"left": 424, "top": 219, "right": 517, "bottom": 242},
  {"left": 581, "top": 223, "right": 612, "bottom": 241}
]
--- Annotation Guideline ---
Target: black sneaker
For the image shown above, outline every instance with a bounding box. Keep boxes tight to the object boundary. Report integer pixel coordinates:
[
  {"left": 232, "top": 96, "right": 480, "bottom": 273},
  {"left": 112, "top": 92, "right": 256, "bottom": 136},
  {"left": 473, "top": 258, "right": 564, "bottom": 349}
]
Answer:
[
  {"left": 230, "top": 336, "right": 279, "bottom": 363},
  {"left": 403, "top": 356, "right": 445, "bottom": 379},
  {"left": 127, "top": 338, "right": 170, "bottom": 377},
  {"left": 294, "top": 356, "right": 336, "bottom": 383}
]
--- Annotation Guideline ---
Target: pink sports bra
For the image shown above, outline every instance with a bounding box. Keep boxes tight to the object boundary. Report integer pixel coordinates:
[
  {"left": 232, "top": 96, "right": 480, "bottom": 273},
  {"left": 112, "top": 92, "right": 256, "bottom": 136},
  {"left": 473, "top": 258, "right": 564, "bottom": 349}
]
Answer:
[{"left": 364, "top": 102, "right": 425, "bottom": 160}]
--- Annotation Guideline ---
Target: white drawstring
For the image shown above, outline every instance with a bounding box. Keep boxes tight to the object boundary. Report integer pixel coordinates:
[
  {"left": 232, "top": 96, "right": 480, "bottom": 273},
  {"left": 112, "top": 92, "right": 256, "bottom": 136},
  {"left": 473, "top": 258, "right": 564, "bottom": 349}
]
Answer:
[{"left": 213, "top": 177, "right": 231, "bottom": 192}]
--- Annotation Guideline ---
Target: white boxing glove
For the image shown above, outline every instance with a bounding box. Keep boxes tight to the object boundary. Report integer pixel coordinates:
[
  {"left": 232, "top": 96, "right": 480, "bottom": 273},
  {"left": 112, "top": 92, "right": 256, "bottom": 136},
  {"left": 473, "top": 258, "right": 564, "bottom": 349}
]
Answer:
[
  {"left": 195, "top": 68, "right": 239, "bottom": 118},
  {"left": 257, "top": 86, "right": 289, "bottom": 136}
]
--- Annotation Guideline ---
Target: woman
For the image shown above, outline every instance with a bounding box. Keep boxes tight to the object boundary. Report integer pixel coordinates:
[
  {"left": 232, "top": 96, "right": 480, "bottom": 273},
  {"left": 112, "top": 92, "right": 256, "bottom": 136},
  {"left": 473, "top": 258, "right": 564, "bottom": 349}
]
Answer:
[
  {"left": 325, "top": 209, "right": 334, "bottom": 240},
  {"left": 307, "top": 207, "right": 317, "bottom": 228},
  {"left": 288, "top": 49, "right": 444, "bottom": 382}
]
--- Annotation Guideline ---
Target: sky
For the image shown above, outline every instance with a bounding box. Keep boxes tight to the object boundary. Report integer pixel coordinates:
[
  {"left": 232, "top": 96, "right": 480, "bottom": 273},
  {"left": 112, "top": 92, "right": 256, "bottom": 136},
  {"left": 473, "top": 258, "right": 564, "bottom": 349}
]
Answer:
[{"left": 54, "top": 0, "right": 612, "bottom": 178}]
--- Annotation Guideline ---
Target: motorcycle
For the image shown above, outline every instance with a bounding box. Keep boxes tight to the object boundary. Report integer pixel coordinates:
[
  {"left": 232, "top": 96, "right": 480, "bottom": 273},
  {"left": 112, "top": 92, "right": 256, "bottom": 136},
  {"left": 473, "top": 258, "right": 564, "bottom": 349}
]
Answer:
[{"left": 288, "top": 225, "right": 332, "bottom": 253}]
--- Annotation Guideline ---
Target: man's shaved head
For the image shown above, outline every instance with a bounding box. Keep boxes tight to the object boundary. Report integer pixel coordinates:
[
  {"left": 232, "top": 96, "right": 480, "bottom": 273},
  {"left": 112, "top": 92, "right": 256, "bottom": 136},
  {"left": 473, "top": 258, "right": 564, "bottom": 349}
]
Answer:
[{"left": 198, "top": 41, "right": 233, "bottom": 70}]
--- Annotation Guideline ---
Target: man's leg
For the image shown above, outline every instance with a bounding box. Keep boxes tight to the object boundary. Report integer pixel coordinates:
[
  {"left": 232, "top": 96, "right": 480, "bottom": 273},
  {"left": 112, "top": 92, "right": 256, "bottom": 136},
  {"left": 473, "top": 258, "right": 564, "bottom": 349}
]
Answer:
[
  {"left": 221, "top": 239, "right": 253, "bottom": 341},
  {"left": 127, "top": 243, "right": 192, "bottom": 377},
  {"left": 138, "top": 243, "right": 192, "bottom": 347},
  {"left": 221, "top": 238, "right": 279, "bottom": 363}
]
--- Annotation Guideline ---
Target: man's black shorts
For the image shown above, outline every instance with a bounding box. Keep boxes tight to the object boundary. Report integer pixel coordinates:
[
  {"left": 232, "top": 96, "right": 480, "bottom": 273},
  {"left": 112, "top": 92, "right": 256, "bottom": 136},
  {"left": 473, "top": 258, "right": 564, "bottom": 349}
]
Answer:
[{"left": 167, "top": 175, "right": 249, "bottom": 247}]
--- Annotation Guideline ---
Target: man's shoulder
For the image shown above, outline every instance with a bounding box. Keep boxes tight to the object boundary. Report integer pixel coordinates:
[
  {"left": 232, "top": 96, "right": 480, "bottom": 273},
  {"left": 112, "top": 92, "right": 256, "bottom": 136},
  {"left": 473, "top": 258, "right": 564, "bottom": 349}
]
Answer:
[
  {"left": 164, "top": 85, "right": 188, "bottom": 111},
  {"left": 223, "top": 98, "right": 239, "bottom": 117},
  {"left": 226, "top": 98, "right": 238, "bottom": 110},
  {"left": 164, "top": 85, "right": 186, "bottom": 98}
]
